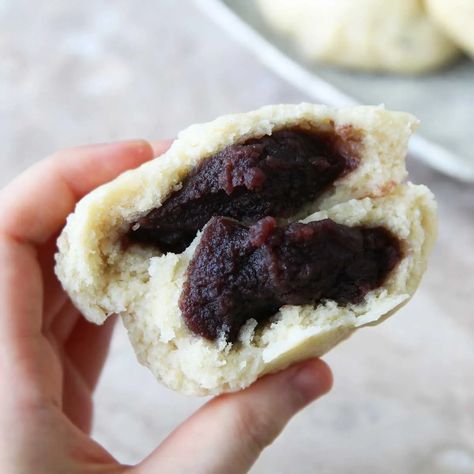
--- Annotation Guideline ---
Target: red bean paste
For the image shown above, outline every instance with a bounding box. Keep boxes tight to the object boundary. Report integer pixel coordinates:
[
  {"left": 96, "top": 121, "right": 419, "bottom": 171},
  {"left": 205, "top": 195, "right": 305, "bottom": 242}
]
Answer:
[
  {"left": 180, "top": 217, "right": 401, "bottom": 342},
  {"left": 129, "top": 128, "right": 358, "bottom": 253},
  {"left": 127, "top": 127, "right": 402, "bottom": 342}
]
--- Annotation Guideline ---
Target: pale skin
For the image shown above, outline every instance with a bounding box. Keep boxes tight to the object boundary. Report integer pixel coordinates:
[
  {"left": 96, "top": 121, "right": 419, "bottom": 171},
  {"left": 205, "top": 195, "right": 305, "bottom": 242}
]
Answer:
[{"left": 0, "top": 140, "right": 333, "bottom": 474}]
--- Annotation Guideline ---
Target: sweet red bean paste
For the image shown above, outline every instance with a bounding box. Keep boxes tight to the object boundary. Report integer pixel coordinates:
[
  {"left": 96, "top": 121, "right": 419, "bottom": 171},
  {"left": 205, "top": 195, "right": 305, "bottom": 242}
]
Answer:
[
  {"left": 129, "top": 128, "right": 358, "bottom": 253},
  {"left": 128, "top": 127, "right": 402, "bottom": 342},
  {"left": 180, "top": 217, "right": 401, "bottom": 342}
]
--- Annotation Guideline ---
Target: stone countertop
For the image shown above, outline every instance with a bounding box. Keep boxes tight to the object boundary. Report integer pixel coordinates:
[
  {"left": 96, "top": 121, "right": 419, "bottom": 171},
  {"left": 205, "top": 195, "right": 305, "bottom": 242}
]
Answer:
[{"left": 1, "top": 1, "right": 473, "bottom": 473}]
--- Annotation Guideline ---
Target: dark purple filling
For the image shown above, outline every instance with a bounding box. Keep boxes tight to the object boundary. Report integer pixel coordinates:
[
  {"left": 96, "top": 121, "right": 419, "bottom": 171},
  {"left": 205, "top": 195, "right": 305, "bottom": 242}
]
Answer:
[
  {"left": 128, "top": 128, "right": 358, "bottom": 253},
  {"left": 180, "top": 217, "right": 402, "bottom": 342},
  {"left": 125, "top": 126, "right": 401, "bottom": 342}
]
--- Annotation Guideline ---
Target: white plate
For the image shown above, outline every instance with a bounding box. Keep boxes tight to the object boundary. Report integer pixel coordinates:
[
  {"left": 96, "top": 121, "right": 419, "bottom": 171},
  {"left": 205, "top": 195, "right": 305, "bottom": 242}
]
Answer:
[{"left": 196, "top": 0, "right": 474, "bottom": 182}]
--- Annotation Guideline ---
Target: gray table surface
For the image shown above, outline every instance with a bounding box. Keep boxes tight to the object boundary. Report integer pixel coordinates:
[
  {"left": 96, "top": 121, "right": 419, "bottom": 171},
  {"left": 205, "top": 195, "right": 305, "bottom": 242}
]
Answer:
[{"left": 1, "top": 1, "right": 473, "bottom": 473}]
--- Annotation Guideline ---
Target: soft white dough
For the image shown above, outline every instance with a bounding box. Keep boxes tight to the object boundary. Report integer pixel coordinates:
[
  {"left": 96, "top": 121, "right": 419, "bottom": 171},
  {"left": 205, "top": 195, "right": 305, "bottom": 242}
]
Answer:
[
  {"left": 55, "top": 103, "right": 437, "bottom": 395},
  {"left": 257, "top": 0, "right": 459, "bottom": 73},
  {"left": 426, "top": 0, "right": 474, "bottom": 57}
]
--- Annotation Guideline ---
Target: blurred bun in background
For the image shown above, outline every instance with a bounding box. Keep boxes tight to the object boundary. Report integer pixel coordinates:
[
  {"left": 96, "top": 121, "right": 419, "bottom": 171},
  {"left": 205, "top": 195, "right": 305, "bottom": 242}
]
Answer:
[
  {"left": 257, "top": 0, "right": 460, "bottom": 74},
  {"left": 426, "top": 0, "right": 474, "bottom": 58}
]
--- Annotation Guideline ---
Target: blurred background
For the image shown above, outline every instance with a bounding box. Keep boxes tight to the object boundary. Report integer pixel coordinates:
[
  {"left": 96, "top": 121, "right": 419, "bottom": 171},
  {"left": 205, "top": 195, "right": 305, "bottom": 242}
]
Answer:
[{"left": 1, "top": 1, "right": 473, "bottom": 473}]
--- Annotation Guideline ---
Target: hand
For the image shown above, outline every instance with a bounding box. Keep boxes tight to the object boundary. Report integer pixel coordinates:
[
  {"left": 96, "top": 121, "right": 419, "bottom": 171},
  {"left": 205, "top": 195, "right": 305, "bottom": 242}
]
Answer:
[{"left": 0, "top": 140, "right": 333, "bottom": 474}]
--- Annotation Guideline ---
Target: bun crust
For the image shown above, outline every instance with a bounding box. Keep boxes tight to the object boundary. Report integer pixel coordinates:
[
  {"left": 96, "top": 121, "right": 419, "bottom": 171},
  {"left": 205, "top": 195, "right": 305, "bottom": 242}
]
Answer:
[{"left": 55, "top": 104, "right": 436, "bottom": 395}]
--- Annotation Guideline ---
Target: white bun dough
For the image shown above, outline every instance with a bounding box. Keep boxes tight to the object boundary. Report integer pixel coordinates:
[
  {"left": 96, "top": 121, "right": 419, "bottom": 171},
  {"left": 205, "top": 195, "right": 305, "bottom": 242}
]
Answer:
[
  {"left": 426, "top": 0, "right": 474, "bottom": 57},
  {"left": 55, "top": 104, "right": 436, "bottom": 395},
  {"left": 257, "top": 0, "right": 459, "bottom": 73}
]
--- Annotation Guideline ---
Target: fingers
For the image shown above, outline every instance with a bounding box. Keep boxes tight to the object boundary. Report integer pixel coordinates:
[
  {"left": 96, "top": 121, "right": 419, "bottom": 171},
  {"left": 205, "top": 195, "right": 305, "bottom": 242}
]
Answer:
[
  {"left": 63, "top": 315, "right": 116, "bottom": 392},
  {"left": 49, "top": 300, "right": 81, "bottom": 345},
  {"left": 138, "top": 359, "right": 333, "bottom": 474},
  {"left": 39, "top": 234, "right": 71, "bottom": 327},
  {"left": 0, "top": 235, "right": 43, "bottom": 339},
  {"left": 0, "top": 139, "right": 171, "bottom": 336},
  {"left": 61, "top": 316, "right": 116, "bottom": 433},
  {"left": 0, "top": 139, "right": 170, "bottom": 246},
  {"left": 61, "top": 353, "right": 95, "bottom": 433},
  {"left": 0, "top": 140, "right": 169, "bottom": 401}
]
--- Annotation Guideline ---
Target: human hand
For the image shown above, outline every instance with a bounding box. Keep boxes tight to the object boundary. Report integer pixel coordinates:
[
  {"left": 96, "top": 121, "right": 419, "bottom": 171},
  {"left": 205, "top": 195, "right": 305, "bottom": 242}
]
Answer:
[{"left": 0, "top": 140, "right": 332, "bottom": 474}]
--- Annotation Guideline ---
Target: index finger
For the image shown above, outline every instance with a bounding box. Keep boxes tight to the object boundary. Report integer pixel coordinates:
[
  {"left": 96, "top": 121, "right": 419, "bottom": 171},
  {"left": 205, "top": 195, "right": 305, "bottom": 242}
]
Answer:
[{"left": 0, "top": 139, "right": 171, "bottom": 246}]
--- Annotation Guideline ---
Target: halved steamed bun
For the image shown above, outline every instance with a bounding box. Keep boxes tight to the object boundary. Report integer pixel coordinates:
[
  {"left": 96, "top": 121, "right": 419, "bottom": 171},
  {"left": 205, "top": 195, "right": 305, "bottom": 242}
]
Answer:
[{"left": 55, "top": 104, "right": 436, "bottom": 395}]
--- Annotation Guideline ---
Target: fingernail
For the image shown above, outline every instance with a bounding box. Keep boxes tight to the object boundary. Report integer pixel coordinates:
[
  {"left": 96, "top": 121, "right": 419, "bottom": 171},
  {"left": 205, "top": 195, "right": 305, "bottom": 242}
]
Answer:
[
  {"left": 148, "top": 139, "right": 174, "bottom": 156},
  {"left": 73, "top": 139, "right": 149, "bottom": 152},
  {"left": 112, "top": 139, "right": 151, "bottom": 150},
  {"left": 104, "top": 139, "right": 154, "bottom": 159}
]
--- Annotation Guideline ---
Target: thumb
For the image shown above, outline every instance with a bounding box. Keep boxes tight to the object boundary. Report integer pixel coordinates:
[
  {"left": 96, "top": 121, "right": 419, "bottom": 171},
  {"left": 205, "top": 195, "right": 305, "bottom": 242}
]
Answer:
[{"left": 137, "top": 359, "right": 332, "bottom": 474}]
